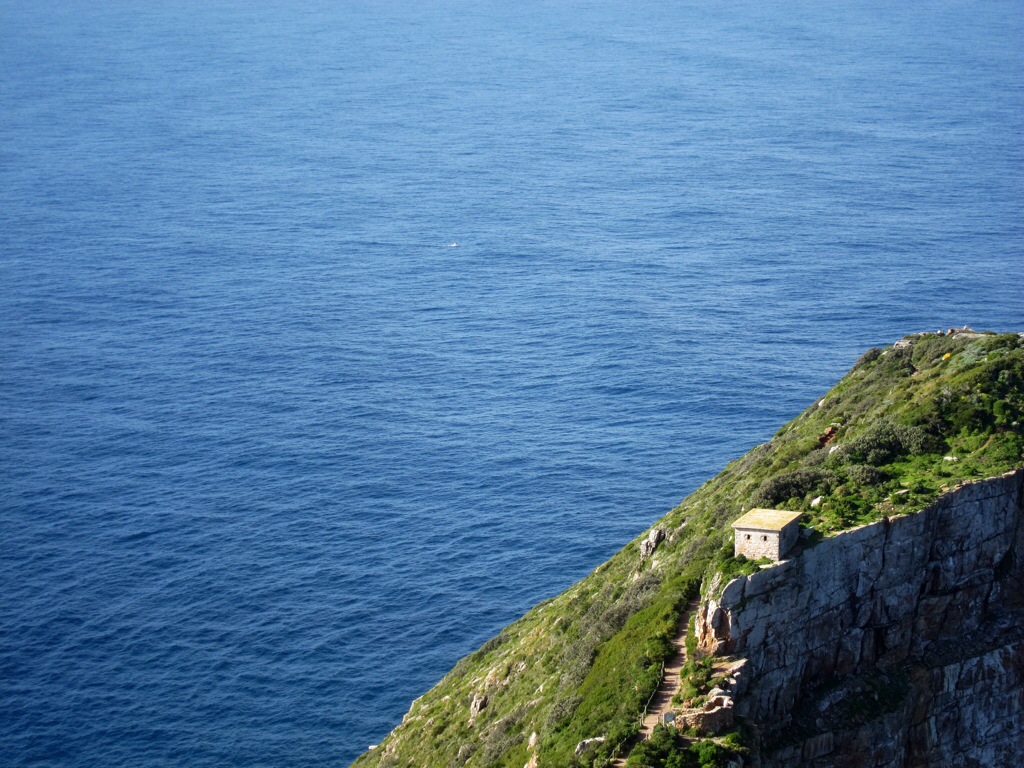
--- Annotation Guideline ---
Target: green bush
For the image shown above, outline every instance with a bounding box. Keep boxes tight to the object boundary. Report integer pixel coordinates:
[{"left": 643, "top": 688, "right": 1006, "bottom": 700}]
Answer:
[
  {"left": 752, "top": 468, "right": 839, "bottom": 507},
  {"left": 546, "top": 693, "right": 581, "bottom": 728},
  {"left": 833, "top": 421, "right": 936, "bottom": 466},
  {"left": 625, "top": 725, "right": 683, "bottom": 767},
  {"left": 853, "top": 347, "right": 883, "bottom": 369},
  {"left": 845, "top": 464, "right": 887, "bottom": 486},
  {"left": 672, "top": 657, "right": 721, "bottom": 708},
  {"left": 993, "top": 400, "right": 1012, "bottom": 426},
  {"left": 684, "top": 614, "right": 698, "bottom": 659},
  {"left": 625, "top": 727, "right": 739, "bottom": 768},
  {"left": 692, "top": 740, "right": 730, "bottom": 767}
]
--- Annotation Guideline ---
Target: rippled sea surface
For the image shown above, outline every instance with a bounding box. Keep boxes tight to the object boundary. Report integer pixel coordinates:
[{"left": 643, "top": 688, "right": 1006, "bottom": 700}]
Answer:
[{"left": 1, "top": 0, "right": 1022, "bottom": 765}]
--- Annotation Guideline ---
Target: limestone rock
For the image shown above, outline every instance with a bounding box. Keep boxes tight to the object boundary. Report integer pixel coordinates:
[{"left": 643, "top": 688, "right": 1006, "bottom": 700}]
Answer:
[
  {"left": 468, "top": 693, "right": 487, "bottom": 726},
  {"left": 573, "top": 736, "right": 605, "bottom": 757},
  {"left": 639, "top": 528, "right": 665, "bottom": 558}
]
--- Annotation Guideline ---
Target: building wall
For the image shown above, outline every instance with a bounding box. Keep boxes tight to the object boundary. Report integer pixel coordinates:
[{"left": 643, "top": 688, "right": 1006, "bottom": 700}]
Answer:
[
  {"left": 735, "top": 529, "right": 780, "bottom": 560},
  {"left": 779, "top": 521, "right": 799, "bottom": 557}
]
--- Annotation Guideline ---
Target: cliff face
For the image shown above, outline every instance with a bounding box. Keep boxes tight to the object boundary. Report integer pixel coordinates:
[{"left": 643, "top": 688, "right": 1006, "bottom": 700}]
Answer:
[{"left": 696, "top": 470, "right": 1024, "bottom": 767}]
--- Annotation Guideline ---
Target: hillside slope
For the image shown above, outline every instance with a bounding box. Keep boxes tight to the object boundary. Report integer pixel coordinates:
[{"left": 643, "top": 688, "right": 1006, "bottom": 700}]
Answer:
[{"left": 352, "top": 330, "right": 1024, "bottom": 768}]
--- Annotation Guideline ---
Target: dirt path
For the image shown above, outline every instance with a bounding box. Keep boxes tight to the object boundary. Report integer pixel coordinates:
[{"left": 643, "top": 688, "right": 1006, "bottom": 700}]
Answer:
[{"left": 609, "top": 598, "right": 699, "bottom": 767}]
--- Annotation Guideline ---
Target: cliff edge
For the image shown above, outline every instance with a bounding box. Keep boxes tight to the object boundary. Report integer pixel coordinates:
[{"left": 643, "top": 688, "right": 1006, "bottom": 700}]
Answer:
[{"left": 352, "top": 330, "right": 1024, "bottom": 768}]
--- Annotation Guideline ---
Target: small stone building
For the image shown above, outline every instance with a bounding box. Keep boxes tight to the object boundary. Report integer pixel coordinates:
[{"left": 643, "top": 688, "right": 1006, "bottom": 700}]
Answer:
[{"left": 732, "top": 509, "right": 802, "bottom": 562}]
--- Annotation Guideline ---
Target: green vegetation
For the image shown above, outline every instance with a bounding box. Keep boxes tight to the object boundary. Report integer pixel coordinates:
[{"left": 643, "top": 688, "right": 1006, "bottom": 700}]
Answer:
[
  {"left": 624, "top": 725, "right": 745, "bottom": 768},
  {"left": 753, "top": 332, "right": 1024, "bottom": 533},
  {"left": 671, "top": 657, "right": 728, "bottom": 710},
  {"left": 352, "top": 332, "right": 1023, "bottom": 768}
]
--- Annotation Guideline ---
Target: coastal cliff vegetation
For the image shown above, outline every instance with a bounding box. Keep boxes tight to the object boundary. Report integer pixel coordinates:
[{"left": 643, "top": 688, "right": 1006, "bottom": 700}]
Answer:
[{"left": 352, "top": 331, "right": 1024, "bottom": 768}]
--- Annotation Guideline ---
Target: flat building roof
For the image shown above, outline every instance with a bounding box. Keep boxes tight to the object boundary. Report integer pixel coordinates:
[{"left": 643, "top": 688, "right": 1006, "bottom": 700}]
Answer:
[{"left": 732, "top": 508, "right": 802, "bottom": 532}]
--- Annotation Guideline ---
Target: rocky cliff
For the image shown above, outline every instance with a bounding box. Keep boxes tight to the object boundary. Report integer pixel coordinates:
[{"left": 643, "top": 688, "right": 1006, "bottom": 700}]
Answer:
[{"left": 697, "top": 470, "right": 1024, "bottom": 767}]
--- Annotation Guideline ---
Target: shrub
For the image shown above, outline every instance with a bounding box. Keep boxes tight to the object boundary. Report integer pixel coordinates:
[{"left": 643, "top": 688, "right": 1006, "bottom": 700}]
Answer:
[
  {"left": 451, "top": 635, "right": 508, "bottom": 678},
  {"left": 594, "top": 572, "right": 662, "bottom": 639},
  {"left": 720, "top": 730, "right": 745, "bottom": 751},
  {"left": 641, "top": 633, "right": 675, "bottom": 667},
  {"left": 626, "top": 725, "right": 699, "bottom": 768},
  {"left": 803, "top": 448, "right": 829, "bottom": 466},
  {"left": 893, "top": 423, "right": 938, "bottom": 454},
  {"left": 845, "top": 464, "right": 887, "bottom": 487},
  {"left": 692, "top": 740, "right": 730, "bottom": 767},
  {"left": 752, "top": 468, "right": 839, "bottom": 507},
  {"left": 684, "top": 614, "right": 698, "bottom": 659},
  {"left": 833, "top": 422, "right": 936, "bottom": 466},
  {"left": 546, "top": 693, "right": 581, "bottom": 728},
  {"left": 480, "top": 711, "right": 525, "bottom": 763},
  {"left": 853, "top": 347, "right": 883, "bottom": 369},
  {"left": 993, "top": 400, "right": 1013, "bottom": 426},
  {"left": 673, "top": 657, "right": 720, "bottom": 707}
]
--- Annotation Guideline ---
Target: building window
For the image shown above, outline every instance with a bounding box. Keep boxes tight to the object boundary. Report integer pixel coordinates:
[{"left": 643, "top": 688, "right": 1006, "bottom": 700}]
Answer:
[
  {"left": 762, "top": 535, "right": 767, "bottom": 541},
  {"left": 745, "top": 534, "right": 750, "bottom": 540}
]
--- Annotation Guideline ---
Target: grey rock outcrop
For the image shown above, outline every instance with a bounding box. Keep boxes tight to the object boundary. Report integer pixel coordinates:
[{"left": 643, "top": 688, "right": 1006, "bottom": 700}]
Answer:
[
  {"left": 468, "top": 693, "right": 487, "bottom": 726},
  {"left": 640, "top": 528, "right": 666, "bottom": 558}
]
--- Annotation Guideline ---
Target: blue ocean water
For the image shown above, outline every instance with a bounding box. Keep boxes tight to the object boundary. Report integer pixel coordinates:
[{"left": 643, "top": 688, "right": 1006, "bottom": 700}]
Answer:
[{"left": 1, "top": 0, "right": 1022, "bottom": 764}]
